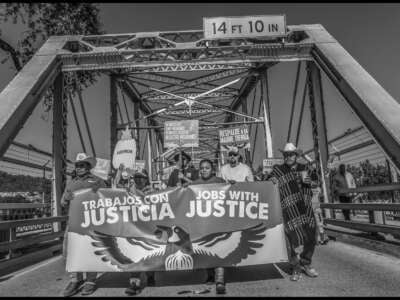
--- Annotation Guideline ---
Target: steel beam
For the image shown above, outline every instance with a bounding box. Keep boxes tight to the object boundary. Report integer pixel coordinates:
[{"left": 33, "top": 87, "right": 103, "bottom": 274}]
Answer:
[
  {"left": 241, "top": 98, "right": 252, "bottom": 164},
  {"left": 52, "top": 73, "right": 67, "bottom": 226},
  {"left": 131, "top": 69, "right": 245, "bottom": 96},
  {"left": 59, "top": 45, "right": 312, "bottom": 72},
  {"left": 118, "top": 79, "right": 164, "bottom": 145},
  {"left": 305, "top": 24, "right": 400, "bottom": 170},
  {"left": 0, "top": 37, "right": 67, "bottom": 157},
  {"left": 110, "top": 75, "right": 118, "bottom": 158},
  {"left": 133, "top": 98, "right": 140, "bottom": 158},
  {"left": 307, "top": 61, "right": 332, "bottom": 218}
]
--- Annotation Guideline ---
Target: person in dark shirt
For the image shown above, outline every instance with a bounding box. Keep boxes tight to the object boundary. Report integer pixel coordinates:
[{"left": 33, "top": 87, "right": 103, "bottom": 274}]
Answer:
[
  {"left": 167, "top": 151, "right": 199, "bottom": 187},
  {"left": 191, "top": 159, "right": 226, "bottom": 294},
  {"left": 269, "top": 143, "right": 318, "bottom": 282},
  {"left": 61, "top": 153, "right": 106, "bottom": 297}
]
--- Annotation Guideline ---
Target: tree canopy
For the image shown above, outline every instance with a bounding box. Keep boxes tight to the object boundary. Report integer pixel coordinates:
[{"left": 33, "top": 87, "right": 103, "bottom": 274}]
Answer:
[{"left": 0, "top": 3, "right": 103, "bottom": 71}]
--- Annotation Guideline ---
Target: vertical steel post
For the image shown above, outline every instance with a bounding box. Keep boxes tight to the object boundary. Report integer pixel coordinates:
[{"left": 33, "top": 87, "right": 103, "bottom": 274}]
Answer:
[
  {"left": 134, "top": 101, "right": 140, "bottom": 159},
  {"left": 241, "top": 98, "right": 252, "bottom": 165},
  {"left": 260, "top": 72, "right": 273, "bottom": 158},
  {"left": 147, "top": 127, "right": 153, "bottom": 181},
  {"left": 52, "top": 73, "right": 67, "bottom": 231},
  {"left": 110, "top": 75, "right": 118, "bottom": 160},
  {"left": 154, "top": 132, "right": 161, "bottom": 182},
  {"left": 307, "top": 61, "right": 331, "bottom": 218}
]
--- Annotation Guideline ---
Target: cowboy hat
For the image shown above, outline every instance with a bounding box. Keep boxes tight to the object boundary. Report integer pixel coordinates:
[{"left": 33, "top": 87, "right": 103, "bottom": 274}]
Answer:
[
  {"left": 74, "top": 153, "right": 97, "bottom": 168},
  {"left": 227, "top": 145, "right": 239, "bottom": 155},
  {"left": 278, "top": 142, "right": 301, "bottom": 155}
]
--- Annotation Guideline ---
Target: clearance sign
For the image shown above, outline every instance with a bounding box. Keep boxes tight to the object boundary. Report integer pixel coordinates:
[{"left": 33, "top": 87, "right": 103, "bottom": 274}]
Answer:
[
  {"left": 203, "top": 15, "right": 286, "bottom": 40},
  {"left": 66, "top": 182, "right": 288, "bottom": 272}
]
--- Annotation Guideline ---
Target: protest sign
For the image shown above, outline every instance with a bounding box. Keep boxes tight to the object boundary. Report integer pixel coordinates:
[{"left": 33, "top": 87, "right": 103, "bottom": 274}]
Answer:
[
  {"left": 263, "top": 158, "right": 283, "bottom": 168},
  {"left": 66, "top": 182, "right": 288, "bottom": 272},
  {"left": 219, "top": 125, "right": 250, "bottom": 151},
  {"left": 91, "top": 158, "right": 111, "bottom": 180},
  {"left": 112, "top": 128, "right": 137, "bottom": 169},
  {"left": 164, "top": 120, "right": 199, "bottom": 148}
]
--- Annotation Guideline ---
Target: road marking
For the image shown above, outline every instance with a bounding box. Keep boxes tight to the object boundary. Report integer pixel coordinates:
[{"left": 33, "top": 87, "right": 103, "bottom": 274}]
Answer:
[{"left": 0, "top": 255, "right": 62, "bottom": 281}]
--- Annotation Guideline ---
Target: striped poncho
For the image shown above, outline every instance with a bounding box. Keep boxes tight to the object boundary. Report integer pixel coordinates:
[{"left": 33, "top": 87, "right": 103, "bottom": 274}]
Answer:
[{"left": 271, "top": 163, "right": 316, "bottom": 248}]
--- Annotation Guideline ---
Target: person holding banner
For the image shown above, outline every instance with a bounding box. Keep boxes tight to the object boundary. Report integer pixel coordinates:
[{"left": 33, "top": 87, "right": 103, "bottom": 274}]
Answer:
[
  {"left": 112, "top": 163, "right": 156, "bottom": 295},
  {"left": 219, "top": 147, "right": 254, "bottom": 184},
  {"left": 269, "top": 143, "right": 318, "bottom": 282},
  {"left": 192, "top": 159, "right": 227, "bottom": 294},
  {"left": 60, "top": 153, "right": 107, "bottom": 297},
  {"left": 167, "top": 151, "right": 199, "bottom": 187}
]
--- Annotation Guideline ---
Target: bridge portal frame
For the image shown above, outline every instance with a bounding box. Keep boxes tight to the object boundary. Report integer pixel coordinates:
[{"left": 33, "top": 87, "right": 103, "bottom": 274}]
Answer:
[{"left": 1, "top": 23, "right": 400, "bottom": 221}]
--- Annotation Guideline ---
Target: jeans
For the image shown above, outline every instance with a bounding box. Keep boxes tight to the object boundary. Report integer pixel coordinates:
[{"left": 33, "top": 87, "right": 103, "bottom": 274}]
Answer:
[
  {"left": 286, "top": 233, "right": 316, "bottom": 272},
  {"left": 338, "top": 196, "right": 352, "bottom": 221},
  {"left": 63, "top": 227, "right": 97, "bottom": 283}
]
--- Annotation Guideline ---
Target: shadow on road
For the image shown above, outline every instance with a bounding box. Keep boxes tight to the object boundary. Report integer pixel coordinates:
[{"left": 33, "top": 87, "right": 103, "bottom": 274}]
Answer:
[{"left": 95, "top": 263, "right": 286, "bottom": 288}]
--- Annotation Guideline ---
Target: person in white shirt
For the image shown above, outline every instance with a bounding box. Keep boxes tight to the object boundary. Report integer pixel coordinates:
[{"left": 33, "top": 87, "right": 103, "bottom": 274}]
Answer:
[
  {"left": 219, "top": 147, "right": 254, "bottom": 183},
  {"left": 332, "top": 164, "right": 356, "bottom": 221}
]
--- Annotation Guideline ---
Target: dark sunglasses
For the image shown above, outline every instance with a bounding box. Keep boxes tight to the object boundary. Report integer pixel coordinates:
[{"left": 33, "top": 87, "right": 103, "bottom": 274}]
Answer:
[
  {"left": 75, "top": 163, "right": 89, "bottom": 168},
  {"left": 283, "top": 152, "right": 297, "bottom": 158},
  {"left": 228, "top": 152, "right": 239, "bottom": 157}
]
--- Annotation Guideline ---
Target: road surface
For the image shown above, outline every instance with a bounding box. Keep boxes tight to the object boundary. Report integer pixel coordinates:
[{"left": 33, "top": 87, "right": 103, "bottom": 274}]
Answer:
[{"left": 0, "top": 240, "right": 399, "bottom": 297}]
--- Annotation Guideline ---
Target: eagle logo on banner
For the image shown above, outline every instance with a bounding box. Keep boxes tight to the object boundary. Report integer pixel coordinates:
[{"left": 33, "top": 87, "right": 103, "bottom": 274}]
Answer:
[{"left": 90, "top": 223, "right": 266, "bottom": 271}]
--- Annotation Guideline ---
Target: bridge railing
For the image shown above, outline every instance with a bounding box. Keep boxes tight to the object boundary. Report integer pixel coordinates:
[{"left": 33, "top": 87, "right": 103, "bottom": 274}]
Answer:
[
  {"left": 0, "top": 203, "right": 67, "bottom": 260},
  {"left": 321, "top": 183, "right": 400, "bottom": 238}
]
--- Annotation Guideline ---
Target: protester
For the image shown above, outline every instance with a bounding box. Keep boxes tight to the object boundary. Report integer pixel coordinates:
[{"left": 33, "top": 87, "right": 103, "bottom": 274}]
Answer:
[
  {"left": 60, "top": 153, "right": 106, "bottom": 297},
  {"left": 167, "top": 151, "right": 199, "bottom": 187},
  {"left": 112, "top": 164, "right": 155, "bottom": 295},
  {"left": 309, "top": 163, "right": 329, "bottom": 244},
  {"left": 218, "top": 147, "right": 254, "bottom": 183},
  {"left": 269, "top": 143, "right": 318, "bottom": 282},
  {"left": 191, "top": 159, "right": 226, "bottom": 294},
  {"left": 332, "top": 163, "right": 356, "bottom": 221}
]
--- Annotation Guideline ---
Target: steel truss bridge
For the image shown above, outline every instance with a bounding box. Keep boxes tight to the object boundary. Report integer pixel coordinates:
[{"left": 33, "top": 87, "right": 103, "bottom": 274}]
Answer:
[{"left": 0, "top": 23, "right": 400, "bottom": 244}]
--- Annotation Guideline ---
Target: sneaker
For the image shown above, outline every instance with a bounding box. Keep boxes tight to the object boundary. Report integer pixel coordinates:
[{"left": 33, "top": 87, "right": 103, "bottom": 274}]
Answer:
[
  {"left": 301, "top": 265, "right": 319, "bottom": 277},
  {"left": 80, "top": 282, "right": 97, "bottom": 296},
  {"left": 125, "top": 278, "right": 142, "bottom": 296},
  {"left": 216, "top": 282, "right": 226, "bottom": 294},
  {"left": 290, "top": 269, "right": 301, "bottom": 281},
  {"left": 62, "top": 280, "right": 83, "bottom": 297}
]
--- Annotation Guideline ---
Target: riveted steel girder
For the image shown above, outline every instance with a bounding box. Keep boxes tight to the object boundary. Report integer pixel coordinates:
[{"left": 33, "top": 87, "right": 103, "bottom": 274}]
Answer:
[{"left": 304, "top": 24, "right": 400, "bottom": 170}]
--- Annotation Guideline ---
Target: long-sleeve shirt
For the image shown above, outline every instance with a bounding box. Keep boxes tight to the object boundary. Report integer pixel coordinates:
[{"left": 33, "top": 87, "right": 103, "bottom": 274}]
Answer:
[{"left": 61, "top": 173, "right": 106, "bottom": 208}]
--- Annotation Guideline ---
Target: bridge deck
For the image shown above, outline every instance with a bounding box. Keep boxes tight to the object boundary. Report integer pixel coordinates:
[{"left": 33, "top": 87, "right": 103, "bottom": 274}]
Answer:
[{"left": 0, "top": 240, "right": 399, "bottom": 297}]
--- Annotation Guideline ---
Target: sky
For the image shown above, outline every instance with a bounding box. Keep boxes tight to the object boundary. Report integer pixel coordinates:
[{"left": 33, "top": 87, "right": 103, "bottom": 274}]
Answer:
[{"left": 1, "top": 3, "right": 400, "bottom": 177}]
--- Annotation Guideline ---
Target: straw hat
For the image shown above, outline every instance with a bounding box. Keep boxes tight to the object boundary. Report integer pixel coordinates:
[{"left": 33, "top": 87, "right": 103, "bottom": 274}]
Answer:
[
  {"left": 74, "top": 153, "right": 97, "bottom": 168},
  {"left": 278, "top": 143, "right": 301, "bottom": 155}
]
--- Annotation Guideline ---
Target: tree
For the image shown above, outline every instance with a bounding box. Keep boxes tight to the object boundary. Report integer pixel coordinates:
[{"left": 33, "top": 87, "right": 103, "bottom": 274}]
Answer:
[
  {"left": 0, "top": 3, "right": 104, "bottom": 119},
  {"left": 0, "top": 3, "right": 103, "bottom": 71}
]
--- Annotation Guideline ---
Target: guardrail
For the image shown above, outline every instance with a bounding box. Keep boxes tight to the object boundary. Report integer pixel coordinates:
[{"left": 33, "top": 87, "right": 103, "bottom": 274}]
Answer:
[
  {"left": 0, "top": 204, "right": 68, "bottom": 260},
  {"left": 322, "top": 183, "right": 400, "bottom": 238}
]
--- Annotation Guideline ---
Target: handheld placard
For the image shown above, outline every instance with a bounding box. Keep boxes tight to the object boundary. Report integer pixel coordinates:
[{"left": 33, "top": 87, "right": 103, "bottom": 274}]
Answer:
[{"left": 112, "top": 126, "right": 137, "bottom": 170}]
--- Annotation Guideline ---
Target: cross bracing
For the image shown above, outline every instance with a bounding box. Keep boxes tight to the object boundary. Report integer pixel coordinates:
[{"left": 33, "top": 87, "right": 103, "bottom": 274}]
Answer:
[{"left": 0, "top": 23, "right": 400, "bottom": 219}]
